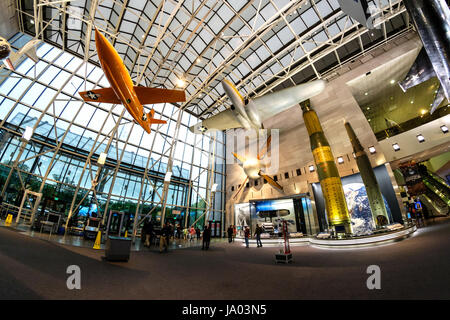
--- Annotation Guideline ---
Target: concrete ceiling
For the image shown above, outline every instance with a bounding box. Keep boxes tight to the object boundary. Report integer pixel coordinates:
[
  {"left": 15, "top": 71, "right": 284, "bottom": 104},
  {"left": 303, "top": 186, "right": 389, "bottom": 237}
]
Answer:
[{"left": 347, "top": 41, "right": 446, "bottom": 135}]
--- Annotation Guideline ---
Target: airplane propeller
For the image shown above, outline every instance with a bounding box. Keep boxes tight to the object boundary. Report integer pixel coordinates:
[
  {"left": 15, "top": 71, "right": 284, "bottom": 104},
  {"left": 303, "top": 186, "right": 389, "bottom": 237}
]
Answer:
[{"left": 232, "top": 134, "right": 283, "bottom": 200}]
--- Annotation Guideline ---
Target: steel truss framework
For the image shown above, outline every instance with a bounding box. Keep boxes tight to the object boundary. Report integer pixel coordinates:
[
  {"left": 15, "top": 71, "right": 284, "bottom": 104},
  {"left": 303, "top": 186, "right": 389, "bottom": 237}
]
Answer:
[
  {"left": 16, "top": 0, "right": 410, "bottom": 120},
  {"left": 0, "top": 35, "right": 226, "bottom": 240},
  {"left": 1, "top": 0, "right": 412, "bottom": 238}
]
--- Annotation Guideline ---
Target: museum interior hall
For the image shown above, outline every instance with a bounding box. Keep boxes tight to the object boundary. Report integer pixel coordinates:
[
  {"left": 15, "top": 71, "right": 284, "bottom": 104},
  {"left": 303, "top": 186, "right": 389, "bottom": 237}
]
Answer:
[{"left": 0, "top": 0, "right": 449, "bottom": 301}]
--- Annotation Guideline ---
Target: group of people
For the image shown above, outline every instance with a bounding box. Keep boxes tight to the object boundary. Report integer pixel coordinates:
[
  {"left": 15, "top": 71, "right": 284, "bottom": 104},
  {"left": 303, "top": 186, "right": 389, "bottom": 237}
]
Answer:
[
  {"left": 228, "top": 224, "right": 263, "bottom": 248},
  {"left": 141, "top": 218, "right": 212, "bottom": 253}
]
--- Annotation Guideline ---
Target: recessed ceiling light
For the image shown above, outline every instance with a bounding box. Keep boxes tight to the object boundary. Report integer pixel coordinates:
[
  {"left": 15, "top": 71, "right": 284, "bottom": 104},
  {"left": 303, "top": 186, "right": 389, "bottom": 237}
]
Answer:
[
  {"left": 365, "top": 92, "right": 368, "bottom": 96},
  {"left": 367, "top": 107, "right": 370, "bottom": 110},
  {"left": 309, "top": 165, "right": 315, "bottom": 172},
  {"left": 410, "top": 100, "right": 414, "bottom": 104},
  {"left": 390, "top": 80, "right": 395, "bottom": 84},
  {"left": 417, "top": 134, "right": 425, "bottom": 143},
  {"left": 368, "top": 119, "right": 371, "bottom": 122},
  {"left": 392, "top": 143, "right": 400, "bottom": 151},
  {"left": 368, "top": 146, "right": 376, "bottom": 154},
  {"left": 441, "top": 125, "right": 449, "bottom": 133},
  {"left": 420, "top": 109, "right": 427, "bottom": 115},
  {"left": 196, "top": 58, "right": 202, "bottom": 63},
  {"left": 176, "top": 78, "right": 185, "bottom": 87},
  {"left": 337, "top": 157, "right": 344, "bottom": 164}
]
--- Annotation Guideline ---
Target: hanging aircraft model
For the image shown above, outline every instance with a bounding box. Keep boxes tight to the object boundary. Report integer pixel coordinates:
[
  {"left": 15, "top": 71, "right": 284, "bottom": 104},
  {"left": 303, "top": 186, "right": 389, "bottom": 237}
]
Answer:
[
  {"left": 232, "top": 135, "right": 283, "bottom": 200},
  {"left": 189, "top": 79, "right": 326, "bottom": 133},
  {"left": 79, "top": 28, "right": 186, "bottom": 134},
  {"left": 0, "top": 36, "right": 40, "bottom": 71}
]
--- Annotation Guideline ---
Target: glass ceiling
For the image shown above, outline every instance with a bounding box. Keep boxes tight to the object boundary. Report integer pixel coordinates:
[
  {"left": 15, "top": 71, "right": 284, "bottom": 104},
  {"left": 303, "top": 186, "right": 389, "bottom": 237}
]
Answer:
[{"left": 17, "top": 0, "right": 410, "bottom": 120}]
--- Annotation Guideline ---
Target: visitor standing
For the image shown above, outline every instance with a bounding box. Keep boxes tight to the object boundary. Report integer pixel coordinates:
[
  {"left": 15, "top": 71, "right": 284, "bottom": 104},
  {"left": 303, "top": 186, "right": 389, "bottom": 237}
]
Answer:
[
  {"left": 159, "top": 222, "right": 171, "bottom": 253},
  {"left": 202, "top": 225, "right": 211, "bottom": 250},
  {"left": 227, "top": 225, "right": 233, "bottom": 243},
  {"left": 232, "top": 225, "right": 236, "bottom": 242},
  {"left": 189, "top": 226, "right": 196, "bottom": 241},
  {"left": 196, "top": 226, "right": 201, "bottom": 240},
  {"left": 254, "top": 224, "right": 263, "bottom": 247},
  {"left": 143, "top": 218, "right": 153, "bottom": 247},
  {"left": 244, "top": 226, "right": 250, "bottom": 248}
]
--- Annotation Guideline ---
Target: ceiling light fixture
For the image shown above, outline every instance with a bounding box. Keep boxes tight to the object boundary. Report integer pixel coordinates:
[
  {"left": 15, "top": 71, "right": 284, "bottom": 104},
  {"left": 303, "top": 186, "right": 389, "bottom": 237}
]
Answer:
[
  {"left": 390, "top": 79, "right": 395, "bottom": 84},
  {"left": 97, "top": 152, "right": 107, "bottom": 165},
  {"left": 309, "top": 165, "right": 315, "bottom": 172},
  {"left": 417, "top": 134, "right": 425, "bottom": 143},
  {"left": 368, "top": 146, "right": 376, "bottom": 154},
  {"left": 176, "top": 78, "right": 185, "bottom": 88},
  {"left": 22, "top": 126, "right": 33, "bottom": 141},
  {"left": 337, "top": 157, "right": 344, "bottom": 164},
  {"left": 392, "top": 143, "right": 400, "bottom": 151},
  {"left": 441, "top": 125, "right": 449, "bottom": 133}
]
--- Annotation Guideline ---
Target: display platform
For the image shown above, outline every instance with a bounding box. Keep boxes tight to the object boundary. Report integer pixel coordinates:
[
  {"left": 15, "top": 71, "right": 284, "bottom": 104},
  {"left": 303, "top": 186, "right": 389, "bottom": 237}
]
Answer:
[{"left": 241, "top": 224, "right": 417, "bottom": 249}]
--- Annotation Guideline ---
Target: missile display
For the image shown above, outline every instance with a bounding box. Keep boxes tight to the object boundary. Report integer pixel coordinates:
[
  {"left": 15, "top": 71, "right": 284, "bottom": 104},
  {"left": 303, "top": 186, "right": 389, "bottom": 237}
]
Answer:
[
  {"left": 300, "top": 100, "right": 352, "bottom": 233},
  {"left": 345, "top": 122, "right": 390, "bottom": 226}
]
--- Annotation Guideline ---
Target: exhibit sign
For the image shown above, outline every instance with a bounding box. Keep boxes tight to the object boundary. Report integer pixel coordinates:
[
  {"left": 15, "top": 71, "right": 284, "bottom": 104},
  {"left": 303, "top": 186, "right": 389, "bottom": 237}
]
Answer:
[
  {"left": 251, "top": 199, "right": 297, "bottom": 234},
  {"left": 235, "top": 198, "right": 298, "bottom": 237}
]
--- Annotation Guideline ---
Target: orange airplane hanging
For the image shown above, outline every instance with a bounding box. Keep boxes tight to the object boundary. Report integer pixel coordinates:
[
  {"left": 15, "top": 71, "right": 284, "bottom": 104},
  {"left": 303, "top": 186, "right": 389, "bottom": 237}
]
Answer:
[{"left": 79, "top": 28, "right": 186, "bottom": 133}]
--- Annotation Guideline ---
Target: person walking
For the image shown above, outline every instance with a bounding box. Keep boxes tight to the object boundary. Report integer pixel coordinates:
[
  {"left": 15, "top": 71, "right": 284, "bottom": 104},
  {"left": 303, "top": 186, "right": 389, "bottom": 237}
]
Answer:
[
  {"left": 202, "top": 225, "right": 211, "bottom": 250},
  {"left": 244, "top": 226, "right": 250, "bottom": 248},
  {"left": 196, "top": 226, "right": 201, "bottom": 240},
  {"left": 254, "top": 224, "right": 263, "bottom": 247},
  {"left": 159, "top": 222, "right": 171, "bottom": 253},
  {"left": 189, "top": 226, "right": 196, "bottom": 242},
  {"left": 143, "top": 218, "right": 153, "bottom": 247},
  {"left": 227, "top": 225, "right": 233, "bottom": 243}
]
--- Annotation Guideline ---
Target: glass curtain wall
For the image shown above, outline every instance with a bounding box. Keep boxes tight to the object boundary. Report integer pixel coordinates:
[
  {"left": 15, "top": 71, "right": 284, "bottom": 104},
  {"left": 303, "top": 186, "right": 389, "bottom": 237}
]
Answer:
[{"left": 0, "top": 33, "right": 225, "bottom": 234}]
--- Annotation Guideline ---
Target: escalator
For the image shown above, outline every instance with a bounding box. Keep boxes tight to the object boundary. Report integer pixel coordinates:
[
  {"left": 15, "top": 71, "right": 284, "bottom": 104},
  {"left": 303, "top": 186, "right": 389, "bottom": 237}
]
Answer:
[
  {"left": 418, "top": 165, "right": 450, "bottom": 207},
  {"left": 419, "top": 191, "right": 449, "bottom": 216}
]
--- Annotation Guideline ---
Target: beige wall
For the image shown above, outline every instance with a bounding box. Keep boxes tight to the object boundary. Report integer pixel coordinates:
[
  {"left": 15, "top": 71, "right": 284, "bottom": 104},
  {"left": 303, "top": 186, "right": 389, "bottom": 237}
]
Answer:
[
  {"left": 0, "top": 0, "right": 19, "bottom": 40},
  {"left": 224, "top": 31, "right": 421, "bottom": 227}
]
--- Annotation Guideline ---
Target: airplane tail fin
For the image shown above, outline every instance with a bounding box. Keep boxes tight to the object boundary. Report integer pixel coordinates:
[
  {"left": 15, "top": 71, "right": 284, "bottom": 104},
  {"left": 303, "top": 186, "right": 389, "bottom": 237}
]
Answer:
[
  {"left": 4, "top": 57, "right": 14, "bottom": 71},
  {"left": 147, "top": 109, "right": 167, "bottom": 125}
]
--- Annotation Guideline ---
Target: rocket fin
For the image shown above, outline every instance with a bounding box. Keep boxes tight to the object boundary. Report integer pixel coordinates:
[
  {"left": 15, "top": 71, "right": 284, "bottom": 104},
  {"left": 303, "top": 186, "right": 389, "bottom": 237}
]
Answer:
[
  {"left": 430, "top": 84, "right": 446, "bottom": 115},
  {"left": 398, "top": 48, "right": 435, "bottom": 92}
]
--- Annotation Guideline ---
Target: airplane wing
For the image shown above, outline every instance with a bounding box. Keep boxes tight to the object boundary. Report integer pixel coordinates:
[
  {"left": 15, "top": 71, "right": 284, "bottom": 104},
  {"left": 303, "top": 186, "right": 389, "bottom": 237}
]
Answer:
[
  {"left": 189, "top": 109, "right": 242, "bottom": 133},
  {"left": 6, "top": 39, "right": 40, "bottom": 70},
  {"left": 398, "top": 48, "right": 435, "bottom": 92},
  {"left": 134, "top": 86, "right": 186, "bottom": 105},
  {"left": 79, "top": 88, "right": 121, "bottom": 104},
  {"left": 20, "top": 39, "right": 40, "bottom": 63},
  {"left": 252, "top": 80, "right": 326, "bottom": 122}
]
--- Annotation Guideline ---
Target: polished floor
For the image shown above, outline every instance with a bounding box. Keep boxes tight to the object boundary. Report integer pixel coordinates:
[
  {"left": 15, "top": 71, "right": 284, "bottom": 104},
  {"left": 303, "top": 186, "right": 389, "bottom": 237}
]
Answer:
[{"left": 0, "top": 218, "right": 449, "bottom": 299}]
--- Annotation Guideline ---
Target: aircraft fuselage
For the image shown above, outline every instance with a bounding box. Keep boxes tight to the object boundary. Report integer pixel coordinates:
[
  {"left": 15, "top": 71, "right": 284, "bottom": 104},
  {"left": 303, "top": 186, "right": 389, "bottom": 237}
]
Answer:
[{"left": 94, "top": 28, "right": 151, "bottom": 133}]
